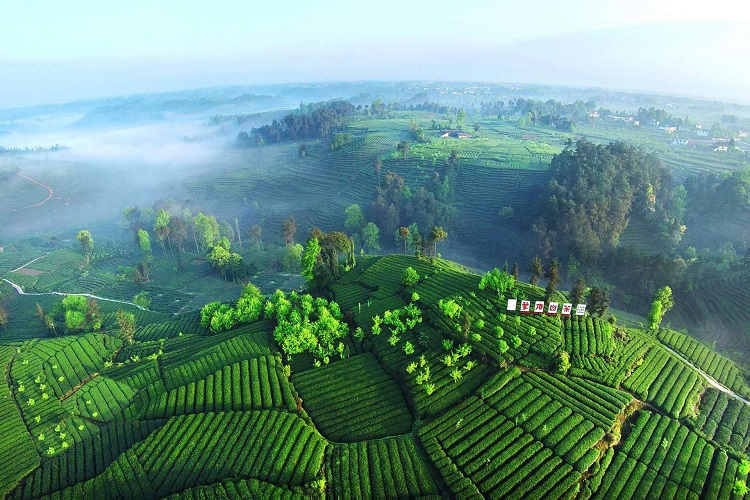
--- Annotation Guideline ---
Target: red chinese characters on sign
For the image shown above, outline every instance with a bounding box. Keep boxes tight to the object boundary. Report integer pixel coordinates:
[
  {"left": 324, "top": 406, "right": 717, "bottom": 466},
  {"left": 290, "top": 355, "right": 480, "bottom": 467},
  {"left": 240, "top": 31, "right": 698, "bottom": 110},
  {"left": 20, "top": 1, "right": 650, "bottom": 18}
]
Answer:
[{"left": 510, "top": 300, "right": 584, "bottom": 317}]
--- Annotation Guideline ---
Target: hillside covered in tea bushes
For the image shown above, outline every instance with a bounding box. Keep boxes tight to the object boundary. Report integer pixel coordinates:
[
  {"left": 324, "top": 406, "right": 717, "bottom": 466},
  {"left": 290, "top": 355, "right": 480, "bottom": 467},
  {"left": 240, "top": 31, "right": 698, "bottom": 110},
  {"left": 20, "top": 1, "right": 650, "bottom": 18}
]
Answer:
[{"left": 0, "top": 255, "right": 749, "bottom": 499}]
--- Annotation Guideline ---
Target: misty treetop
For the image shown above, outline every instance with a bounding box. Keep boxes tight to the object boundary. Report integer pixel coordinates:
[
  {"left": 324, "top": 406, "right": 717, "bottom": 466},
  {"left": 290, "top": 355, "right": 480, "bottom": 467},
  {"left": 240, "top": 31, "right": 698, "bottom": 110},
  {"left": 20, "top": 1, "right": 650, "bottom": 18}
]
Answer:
[{"left": 685, "top": 169, "right": 750, "bottom": 216}]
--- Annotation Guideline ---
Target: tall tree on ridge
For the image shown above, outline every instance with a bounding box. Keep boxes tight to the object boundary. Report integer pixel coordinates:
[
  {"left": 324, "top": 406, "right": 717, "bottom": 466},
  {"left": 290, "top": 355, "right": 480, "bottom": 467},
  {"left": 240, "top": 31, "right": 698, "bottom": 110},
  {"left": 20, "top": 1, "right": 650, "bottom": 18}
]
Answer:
[
  {"left": 544, "top": 258, "right": 561, "bottom": 301},
  {"left": 430, "top": 226, "right": 447, "bottom": 257},
  {"left": 248, "top": 224, "right": 263, "bottom": 252},
  {"left": 528, "top": 255, "right": 543, "bottom": 286},
  {"left": 399, "top": 226, "right": 410, "bottom": 254},
  {"left": 571, "top": 278, "right": 585, "bottom": 305},
  {"left": 281, "top": 216, "right": 297, "bottom": 245}
]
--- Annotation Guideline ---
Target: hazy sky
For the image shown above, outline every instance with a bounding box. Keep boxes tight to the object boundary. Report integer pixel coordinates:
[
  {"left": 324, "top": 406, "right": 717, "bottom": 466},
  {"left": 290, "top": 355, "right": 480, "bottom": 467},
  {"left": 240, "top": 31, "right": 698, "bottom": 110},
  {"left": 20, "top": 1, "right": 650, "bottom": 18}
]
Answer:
[{"left": 2, "top": 0, "right": 749, "bottom": 108}]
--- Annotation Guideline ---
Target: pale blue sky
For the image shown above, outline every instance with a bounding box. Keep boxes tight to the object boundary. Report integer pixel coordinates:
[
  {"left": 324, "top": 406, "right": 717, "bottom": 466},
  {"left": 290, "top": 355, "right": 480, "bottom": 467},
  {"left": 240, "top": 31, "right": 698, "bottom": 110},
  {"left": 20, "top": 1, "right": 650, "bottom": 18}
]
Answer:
[{"left": 1, "top": 0, "right": 748, "bottom": 107}]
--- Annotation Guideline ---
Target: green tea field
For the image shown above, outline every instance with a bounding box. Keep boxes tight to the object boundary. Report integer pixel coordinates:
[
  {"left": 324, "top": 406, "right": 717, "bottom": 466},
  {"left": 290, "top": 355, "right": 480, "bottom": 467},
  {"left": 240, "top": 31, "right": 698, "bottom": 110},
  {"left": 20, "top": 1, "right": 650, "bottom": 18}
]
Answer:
[{"left": 1, "top": 254, "right": 748, "bottom": 498}]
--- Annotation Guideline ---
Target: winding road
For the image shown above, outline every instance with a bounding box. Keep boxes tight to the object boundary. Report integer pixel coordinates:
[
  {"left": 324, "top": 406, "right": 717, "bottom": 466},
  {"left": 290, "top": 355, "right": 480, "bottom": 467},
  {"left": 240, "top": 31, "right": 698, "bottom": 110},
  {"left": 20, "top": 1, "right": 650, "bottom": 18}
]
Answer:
[{"left": 16, "top": 172, "right": 54, "bottom": 209}]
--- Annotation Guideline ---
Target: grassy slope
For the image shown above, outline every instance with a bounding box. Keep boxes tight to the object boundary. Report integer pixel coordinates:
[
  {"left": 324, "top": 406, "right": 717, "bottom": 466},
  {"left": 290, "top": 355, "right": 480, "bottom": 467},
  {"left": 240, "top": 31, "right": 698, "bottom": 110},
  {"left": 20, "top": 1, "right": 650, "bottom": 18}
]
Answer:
[
  {"left": 0, "top": 254, "right": 749, "bottom": 497},
  {"left": 2, "top": 107, "right": 749, "bottom": 496},
  {"left": 4, "top": 111, "right": 746, "bottom": 359}
]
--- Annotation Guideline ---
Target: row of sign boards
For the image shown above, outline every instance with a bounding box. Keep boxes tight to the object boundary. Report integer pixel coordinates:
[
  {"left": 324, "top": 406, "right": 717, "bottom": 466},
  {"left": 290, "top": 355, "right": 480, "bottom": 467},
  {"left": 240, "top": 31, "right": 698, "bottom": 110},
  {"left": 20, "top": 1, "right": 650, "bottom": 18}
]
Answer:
[{"left": 507, "top": 299, "right": 586, "bottom": 316}]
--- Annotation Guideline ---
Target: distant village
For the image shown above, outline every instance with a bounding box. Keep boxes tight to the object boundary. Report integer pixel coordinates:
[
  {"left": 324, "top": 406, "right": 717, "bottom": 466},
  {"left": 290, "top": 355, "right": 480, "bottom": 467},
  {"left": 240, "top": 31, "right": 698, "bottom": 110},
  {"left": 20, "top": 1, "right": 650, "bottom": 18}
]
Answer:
[{"left": 588, "top": 110, "right": 749, "bottom": 154}]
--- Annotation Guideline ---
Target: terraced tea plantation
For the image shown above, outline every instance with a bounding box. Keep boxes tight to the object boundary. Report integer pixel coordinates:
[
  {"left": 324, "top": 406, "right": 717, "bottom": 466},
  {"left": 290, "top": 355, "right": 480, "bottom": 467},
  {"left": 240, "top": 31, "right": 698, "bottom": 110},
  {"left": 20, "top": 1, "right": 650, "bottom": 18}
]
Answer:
[{"left": 1, "top": 255, "right": 749, "bottom": 498}]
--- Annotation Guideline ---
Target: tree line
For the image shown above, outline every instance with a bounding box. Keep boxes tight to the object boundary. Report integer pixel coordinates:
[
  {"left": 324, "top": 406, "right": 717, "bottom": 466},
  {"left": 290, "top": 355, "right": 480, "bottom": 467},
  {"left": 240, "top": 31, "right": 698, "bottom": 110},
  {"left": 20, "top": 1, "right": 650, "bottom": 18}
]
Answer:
[{"left": 235, "top": 100, "right": 356, "bottom": 147}]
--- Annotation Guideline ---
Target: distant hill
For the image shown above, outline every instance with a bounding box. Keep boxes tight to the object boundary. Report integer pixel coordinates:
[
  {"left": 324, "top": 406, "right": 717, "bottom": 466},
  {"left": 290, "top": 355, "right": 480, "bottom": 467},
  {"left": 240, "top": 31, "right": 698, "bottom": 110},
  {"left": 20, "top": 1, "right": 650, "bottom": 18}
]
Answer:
[{"left": 74, "top": 93, "right": 287, "bottom": 127}]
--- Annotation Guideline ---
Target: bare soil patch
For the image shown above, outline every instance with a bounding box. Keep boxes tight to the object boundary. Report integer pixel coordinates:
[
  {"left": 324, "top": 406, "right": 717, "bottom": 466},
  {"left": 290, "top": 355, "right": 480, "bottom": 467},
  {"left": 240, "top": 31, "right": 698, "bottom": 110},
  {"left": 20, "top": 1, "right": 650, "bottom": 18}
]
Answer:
[{"left": 14, "top": 268, "right": 45, "bottom": 276}]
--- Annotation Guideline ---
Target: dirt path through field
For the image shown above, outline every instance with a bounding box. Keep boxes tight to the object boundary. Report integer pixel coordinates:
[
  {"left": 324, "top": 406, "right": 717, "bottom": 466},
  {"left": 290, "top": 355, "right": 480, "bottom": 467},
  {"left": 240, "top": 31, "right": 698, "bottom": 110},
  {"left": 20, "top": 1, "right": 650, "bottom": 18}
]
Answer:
[
  {"left": 16, "top": 172, "right": 54, "bottom": 208},
  {"left": 662, "top": 344, "right": 750, "bottom": 406},
  {"left": 10, "top": 253, "right": 49, "bottom": 273}
]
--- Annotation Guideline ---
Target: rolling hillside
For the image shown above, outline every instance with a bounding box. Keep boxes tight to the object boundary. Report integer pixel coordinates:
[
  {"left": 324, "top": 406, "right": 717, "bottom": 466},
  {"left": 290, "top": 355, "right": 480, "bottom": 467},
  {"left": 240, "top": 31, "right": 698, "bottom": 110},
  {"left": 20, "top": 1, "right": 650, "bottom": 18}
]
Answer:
[{"left": 1, "top": 254, "right": 748, "bottom": 498}]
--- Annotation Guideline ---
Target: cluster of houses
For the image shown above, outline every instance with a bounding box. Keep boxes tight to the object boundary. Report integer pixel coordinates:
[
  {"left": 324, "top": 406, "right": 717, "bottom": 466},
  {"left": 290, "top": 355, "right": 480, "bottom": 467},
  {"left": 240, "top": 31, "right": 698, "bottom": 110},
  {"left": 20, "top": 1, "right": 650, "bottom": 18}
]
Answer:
[
  {"left": 588, "top": 111, "right": 748, "bottom": 154},
  {"left": 439, "top": 130, "right": 473, "bottom": 139},
  {"left": 666, "top": 125, "right": 747, "bottom": 153},
  {"left": 592, "top": 113, "right": 641, "bottom": 127}
]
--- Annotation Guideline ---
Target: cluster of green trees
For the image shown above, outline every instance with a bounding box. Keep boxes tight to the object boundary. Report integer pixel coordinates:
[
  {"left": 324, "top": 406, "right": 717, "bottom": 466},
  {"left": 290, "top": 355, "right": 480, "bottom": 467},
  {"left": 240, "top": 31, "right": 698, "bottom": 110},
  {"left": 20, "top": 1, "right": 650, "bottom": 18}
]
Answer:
[
  {"left": 330, "top": 133, "right": 353, "bottom": 151},
  {"left": 394, "top": 101, "right": 462, "bottom": 116},
  {"left": 478, "top": 97, "right": 595, "bottom": 127},
  {"left": 523, "top": 128, "right": 748, "bottom": 315},
  {"left": 0, "top": 301, "right": 7, "bottom": 329},
  {"left": 735, "top": 460, "right": 750, "bottom": 495},
  {"left": 478, "top": 268, "right": 515, "bottom": 302},
  {"left": 347, "top": 202, "right": 449, "bottom": 259},
  {"left": 555, "top": 351, "right": 571, "bottom": 374},
  {"left": 361, "top": 303, "right": 444, "bottom": 395},
  {"left": 532, "top": 140, "right": 748, "bottom": 316},
  {"left": 122, "top": 202, "right": 241, "bottom": 256},
  {"left": 647, "top": 286, "right": 674, "bottom": 331},
  {"left": 402, "top": 266, "right": 420, "bottom": 286},
  {"left": 236, "top": 100, "right": 356, "bottom": 147},
  {"left": 115, "top": 310, "right": 136, "bottom": 344},
  {"left": 206, "top": 238, "right": 249, "bottom": 282},
  {"left": 398, "top": 224, "right": 448, "bottom": 258},
  {"left": 371, "top": 303, "right": 423, "bottom": 346},
  {"left": 370, "top": 154, "right": 456, "bottom": 249},
  {"left": 534, "top": 140, "right": 676, "bottom": 266},
  {"left": 344, "top": 204, "right": 380, "bottom": 253},
  {"left": 401, "top": 97, "right": 594, "bottom": 129},
  {"left": 301, "top": 229, "right": 355, "bottom": 290},
  {"left": 200, "top": 283, "right": 264, "bottom": 333},
  {"left": 265, "top": 290, "right": 348, "bottom": 364},
  {"left": 121, "top": 202, "right": 252, "bottom": 283},
  {"left": 685, "top": 170, "right": 750, "bottom": 216},
  {"left": 440, "top": 341, "right": 476, "bottom": 384},
  {"left": 527, "top": 256, "right": 566, "bottom": 303},
  {"left": 39, "top": 296, "right": 101, "bottom": 335},
  {"left": 527, "top": 257, "right": 610, "bottom": 318},
  {"left": 76, "top": 230, "right": 94, "bottom": 267}
]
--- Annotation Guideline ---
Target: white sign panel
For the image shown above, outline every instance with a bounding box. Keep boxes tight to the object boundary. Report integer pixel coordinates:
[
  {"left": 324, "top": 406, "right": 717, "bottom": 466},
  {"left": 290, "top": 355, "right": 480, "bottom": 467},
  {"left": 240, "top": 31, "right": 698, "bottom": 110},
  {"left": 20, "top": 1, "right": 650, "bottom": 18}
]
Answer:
[
  {"left": 561, "top": 303, "right": 573, "bottom": 316},
  {"left": 520, "top": 300, "right": 531, "bottom": 313},
  {"left": 507, "top": 299, "right": 517, "bottom": 311},
  {"left": 575, "top": 304, "right": 587, "bottom": 316},
  {"left": 534, "top": 301, "right": 545, "bottom": 314},
  {"left": 547, "top": 302, "right": 559, "bottom": 315}
]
